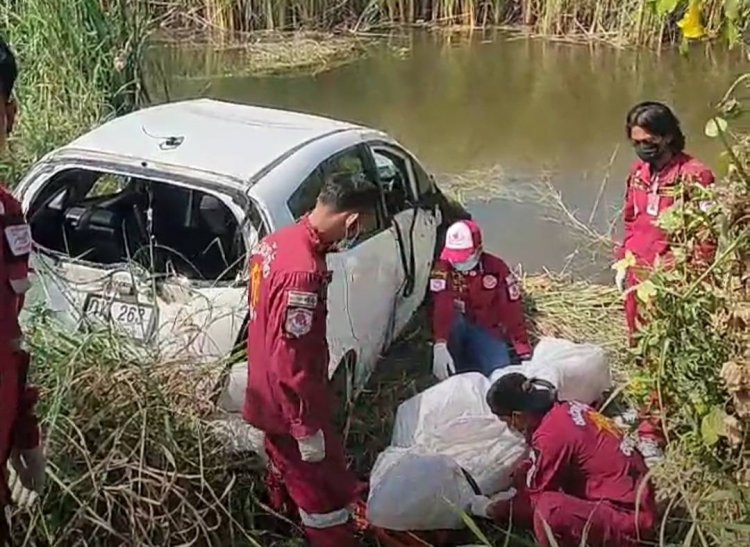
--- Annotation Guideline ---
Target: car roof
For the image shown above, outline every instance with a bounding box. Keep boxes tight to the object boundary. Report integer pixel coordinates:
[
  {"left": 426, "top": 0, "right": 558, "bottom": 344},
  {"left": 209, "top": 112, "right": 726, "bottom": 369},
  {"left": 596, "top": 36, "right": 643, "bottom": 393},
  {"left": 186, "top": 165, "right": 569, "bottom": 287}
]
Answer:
[{"left": 60, "top": 98, "right": 362, "bottom": 183}]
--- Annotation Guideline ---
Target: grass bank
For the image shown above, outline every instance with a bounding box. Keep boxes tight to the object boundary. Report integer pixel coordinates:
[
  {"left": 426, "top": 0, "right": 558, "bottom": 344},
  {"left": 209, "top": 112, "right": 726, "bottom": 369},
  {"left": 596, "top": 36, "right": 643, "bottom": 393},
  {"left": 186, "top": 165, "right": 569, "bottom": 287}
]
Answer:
[{"left": 152, "top": 0, "right": 747, "bottom": 46}]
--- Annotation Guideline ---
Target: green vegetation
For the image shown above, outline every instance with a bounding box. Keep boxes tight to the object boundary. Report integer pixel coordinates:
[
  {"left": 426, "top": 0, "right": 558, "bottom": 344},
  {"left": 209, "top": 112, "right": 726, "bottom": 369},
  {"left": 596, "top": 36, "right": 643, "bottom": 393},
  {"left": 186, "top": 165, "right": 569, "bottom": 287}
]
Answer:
[
  {"left": 154, "top": 0, "right": 748, "bottom": 46},
  {"left": 2, "top": 0, "right": 749, "bottom": 545},
  {"left": 0, "top": 0, "right": 152, "bottom": 182}
]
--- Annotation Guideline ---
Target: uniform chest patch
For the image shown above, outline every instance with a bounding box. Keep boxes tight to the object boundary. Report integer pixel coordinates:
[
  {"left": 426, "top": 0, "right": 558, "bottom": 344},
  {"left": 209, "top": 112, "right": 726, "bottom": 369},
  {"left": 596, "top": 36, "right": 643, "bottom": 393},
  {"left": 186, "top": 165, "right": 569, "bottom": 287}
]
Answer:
[
  {"left": 285, "top": 308, "right": 314, "bottom": 338},
  {"left": 4, "top": 224, "right": 32, "bottom": 257},
  {"left": 482, "top": 274, "right": 497, "bottom": 289},
  {"left": 430, "top": 278, "right": 447, "bottom": 292}
]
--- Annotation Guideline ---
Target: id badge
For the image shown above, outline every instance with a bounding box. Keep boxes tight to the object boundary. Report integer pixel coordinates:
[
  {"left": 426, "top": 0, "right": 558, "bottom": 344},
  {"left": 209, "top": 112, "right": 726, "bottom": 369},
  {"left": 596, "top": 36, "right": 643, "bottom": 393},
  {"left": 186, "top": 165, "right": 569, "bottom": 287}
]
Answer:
[
  {"left": 454, "top": 299, "right": 466, "bottom": 314},
  {"left": 646, "top": 193, "right": 660, "bottom": 216}
]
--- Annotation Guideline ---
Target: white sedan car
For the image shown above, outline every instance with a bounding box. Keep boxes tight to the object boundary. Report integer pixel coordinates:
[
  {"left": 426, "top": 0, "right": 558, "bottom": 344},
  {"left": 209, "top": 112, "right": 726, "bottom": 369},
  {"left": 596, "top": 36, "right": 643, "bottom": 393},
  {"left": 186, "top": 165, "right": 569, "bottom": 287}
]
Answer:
[{"left": 16, "top": 99, "right": 442, "bottom": 406}]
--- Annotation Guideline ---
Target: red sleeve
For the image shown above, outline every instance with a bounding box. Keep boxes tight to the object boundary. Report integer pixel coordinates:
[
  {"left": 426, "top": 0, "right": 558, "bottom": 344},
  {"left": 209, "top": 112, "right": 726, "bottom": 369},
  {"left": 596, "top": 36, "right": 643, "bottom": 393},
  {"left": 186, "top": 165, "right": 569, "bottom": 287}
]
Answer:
[
  {"left": 525, "top": 427, "right": 572, "bottom": 501},
  {"left": 617, "top": 170, "right": 637, "bottom": 260},
  {"left": 271, "top": 271, "right": 328, "bottom": 439},
  {"left": 494, "top": 259, "right": 531, "bottom": 357},
  {"left": 430, "top": 261, "right": 454, "bottom": 342},
  {"left": 12, "top": 351, "right": 41, "bottom": 451}
]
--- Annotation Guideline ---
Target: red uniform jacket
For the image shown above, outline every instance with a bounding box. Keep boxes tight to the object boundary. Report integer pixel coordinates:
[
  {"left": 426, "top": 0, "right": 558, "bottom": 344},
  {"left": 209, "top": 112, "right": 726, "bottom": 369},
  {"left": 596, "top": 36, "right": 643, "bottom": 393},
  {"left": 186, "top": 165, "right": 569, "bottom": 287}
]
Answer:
[
  {"left": 617, "top": 153, "right": 715, "bottom": 267},
  {"left": 0, "top": 184, "right": 40, "bottom": 506},
  {"left": 524, "top": 402, "right": 656, "bottom": 517},
  {"left": 243, "top": 217, "right": 333, "bottom": 439},
  {"left": 430, "top": 254, "right": 531, "bottom": 357}
]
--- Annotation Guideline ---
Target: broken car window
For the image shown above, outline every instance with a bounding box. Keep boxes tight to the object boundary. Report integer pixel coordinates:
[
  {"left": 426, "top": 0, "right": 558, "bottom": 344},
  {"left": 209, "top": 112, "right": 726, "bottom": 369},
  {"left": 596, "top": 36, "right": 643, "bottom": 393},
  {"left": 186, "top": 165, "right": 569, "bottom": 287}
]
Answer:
[
  {"left": 28, "top": 169, "right": 246, "bottom": 283},
  {"left": 372, "top": 149, "right": 412, "bottom": 217}
]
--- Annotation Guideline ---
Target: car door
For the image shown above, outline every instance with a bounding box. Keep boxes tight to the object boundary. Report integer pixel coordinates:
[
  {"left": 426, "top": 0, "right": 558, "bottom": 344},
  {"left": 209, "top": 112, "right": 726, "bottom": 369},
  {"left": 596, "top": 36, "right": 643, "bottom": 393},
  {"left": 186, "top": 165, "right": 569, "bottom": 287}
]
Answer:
[
  {"left": 367, "top": 143, "right": 439, "bottom": 339},
  {"left": 285, "top": 144, "right": 399, "bottom": 391}
]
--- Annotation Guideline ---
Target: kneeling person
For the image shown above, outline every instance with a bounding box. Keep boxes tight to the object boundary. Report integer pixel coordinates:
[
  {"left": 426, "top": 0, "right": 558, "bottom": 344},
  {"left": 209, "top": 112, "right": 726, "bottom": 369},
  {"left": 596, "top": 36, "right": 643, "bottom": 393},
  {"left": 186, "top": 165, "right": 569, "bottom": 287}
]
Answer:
[
  {"left": 430, "top": 220, "right": 531, "bottom": 379},
  {"left": 477, "top": 373, "right": 657, "bottom": 547}
]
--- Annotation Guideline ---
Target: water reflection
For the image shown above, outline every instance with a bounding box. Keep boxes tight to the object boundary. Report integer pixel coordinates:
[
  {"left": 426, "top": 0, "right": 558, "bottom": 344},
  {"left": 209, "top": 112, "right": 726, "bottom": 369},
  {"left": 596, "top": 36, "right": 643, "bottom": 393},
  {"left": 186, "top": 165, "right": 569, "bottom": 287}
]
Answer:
[{"left": 151, "top": 31, "right": 744, "bottom": 277}]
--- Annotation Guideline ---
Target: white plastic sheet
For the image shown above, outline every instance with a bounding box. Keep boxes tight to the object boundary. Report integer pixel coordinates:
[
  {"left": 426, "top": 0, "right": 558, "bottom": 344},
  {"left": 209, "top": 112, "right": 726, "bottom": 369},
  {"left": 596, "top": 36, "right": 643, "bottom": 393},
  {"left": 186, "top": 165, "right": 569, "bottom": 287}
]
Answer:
[
  {"left": 370, "top": 373, "right": 527, "bottom": 531},
  {"left": 490, "top": 337, "right": 610, "bottom": 405},
  {"left": 366, "top": 446, "right": 477, "bottom": 531},
  {"left": 391, "top": 372, "right": 491, "bottom": 447},
  {"left": 418, "top": 415, "right": 527, "bottom": 494}
]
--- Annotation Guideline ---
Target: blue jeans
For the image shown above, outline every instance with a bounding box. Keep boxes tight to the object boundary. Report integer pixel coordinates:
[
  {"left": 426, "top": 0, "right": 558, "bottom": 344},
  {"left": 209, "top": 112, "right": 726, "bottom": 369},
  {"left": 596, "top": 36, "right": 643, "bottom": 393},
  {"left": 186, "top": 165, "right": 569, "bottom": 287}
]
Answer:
[{"left": 448, "top": 314, "right": 511, "bottom": 377}]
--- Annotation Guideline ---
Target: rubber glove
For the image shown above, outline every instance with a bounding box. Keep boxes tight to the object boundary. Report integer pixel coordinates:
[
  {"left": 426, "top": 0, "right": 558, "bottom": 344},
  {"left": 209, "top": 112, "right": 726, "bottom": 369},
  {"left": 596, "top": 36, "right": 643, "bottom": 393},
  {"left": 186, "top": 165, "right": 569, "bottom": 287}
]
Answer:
[
  {"left": 468, "top": 488, "right": 518, "bottom": 519},
  {"left": 297, "top": 430, "right": 326, "bottom": 463},
  {"left": 432, "top": 342, "right": 456, "bottom": 381},
  {"left": 615, "top": 268, "right": 626, "bottom": 292},
  {"left": 10, "top": 446, "right": 46, "bottom": 494}
]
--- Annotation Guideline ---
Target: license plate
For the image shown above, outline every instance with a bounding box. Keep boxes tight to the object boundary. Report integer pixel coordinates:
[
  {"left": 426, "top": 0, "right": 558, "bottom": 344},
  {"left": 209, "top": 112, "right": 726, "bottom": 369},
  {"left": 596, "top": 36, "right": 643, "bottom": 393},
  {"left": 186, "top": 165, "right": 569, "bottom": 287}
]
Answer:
[{"left": 83, "top": 295, "right": 154, "bottom": 340}]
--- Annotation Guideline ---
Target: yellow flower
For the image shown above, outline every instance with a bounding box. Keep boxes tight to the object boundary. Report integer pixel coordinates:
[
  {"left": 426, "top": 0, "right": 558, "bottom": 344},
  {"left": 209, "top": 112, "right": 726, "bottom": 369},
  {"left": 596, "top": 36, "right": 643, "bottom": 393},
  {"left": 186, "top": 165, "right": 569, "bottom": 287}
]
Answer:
[{"left": 678, "top": 0, "right": 706, "bottom": 40}]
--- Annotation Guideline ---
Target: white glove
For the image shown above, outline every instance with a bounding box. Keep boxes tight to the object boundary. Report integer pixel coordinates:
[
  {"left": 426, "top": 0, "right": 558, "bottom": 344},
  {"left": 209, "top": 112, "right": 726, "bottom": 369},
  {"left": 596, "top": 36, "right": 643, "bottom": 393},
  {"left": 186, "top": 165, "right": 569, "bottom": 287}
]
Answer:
[
  {"left": 468, "top": 488, "right": 518, "bottom": 519},
  {"left": 432, "top": 342, "right": 456, "bottom": 381},
  {"left": 615, "top": 268, "right": 626, "bottom": 292},
  {"left": 10, "top": 446, "right": 46, "bottom": 494},
  {"left": 297, "top": 430, "right": 326, "bottom": 463}
]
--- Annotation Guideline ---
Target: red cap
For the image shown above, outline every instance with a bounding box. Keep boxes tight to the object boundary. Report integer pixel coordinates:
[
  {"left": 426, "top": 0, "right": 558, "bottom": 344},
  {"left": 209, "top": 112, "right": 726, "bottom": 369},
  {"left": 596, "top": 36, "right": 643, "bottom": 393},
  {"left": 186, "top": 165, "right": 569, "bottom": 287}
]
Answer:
[{"left": 440, "top": 220, "right": 482, "bottom": 264}]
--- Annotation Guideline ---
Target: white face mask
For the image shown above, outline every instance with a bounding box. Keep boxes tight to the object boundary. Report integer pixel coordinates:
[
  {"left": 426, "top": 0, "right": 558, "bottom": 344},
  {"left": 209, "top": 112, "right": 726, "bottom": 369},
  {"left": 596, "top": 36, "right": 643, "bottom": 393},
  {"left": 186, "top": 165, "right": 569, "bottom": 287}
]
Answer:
[{"left": 453, "top": 253, "right": 480, "bottom": 272}]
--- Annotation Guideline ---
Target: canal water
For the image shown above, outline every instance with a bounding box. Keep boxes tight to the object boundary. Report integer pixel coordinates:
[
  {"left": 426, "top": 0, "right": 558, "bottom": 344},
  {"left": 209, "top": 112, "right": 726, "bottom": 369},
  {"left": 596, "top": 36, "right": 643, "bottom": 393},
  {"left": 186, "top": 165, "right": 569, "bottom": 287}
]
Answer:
[{"left": 153, "top": 31, "right": 745, "bottom": 279}]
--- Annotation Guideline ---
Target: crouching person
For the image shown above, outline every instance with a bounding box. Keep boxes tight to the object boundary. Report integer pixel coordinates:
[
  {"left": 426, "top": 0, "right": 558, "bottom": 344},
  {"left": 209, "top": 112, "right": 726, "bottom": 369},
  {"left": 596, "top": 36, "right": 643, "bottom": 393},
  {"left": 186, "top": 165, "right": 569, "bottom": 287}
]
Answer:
[
  {"left": 243, "top": 172, "right": 379, "bottom": 547},
  {"left": 474, "top": 373, "right": 656, "bottom": 547},
  {"left": 430, "top": 220, "right": 531, "bottom": 380}
]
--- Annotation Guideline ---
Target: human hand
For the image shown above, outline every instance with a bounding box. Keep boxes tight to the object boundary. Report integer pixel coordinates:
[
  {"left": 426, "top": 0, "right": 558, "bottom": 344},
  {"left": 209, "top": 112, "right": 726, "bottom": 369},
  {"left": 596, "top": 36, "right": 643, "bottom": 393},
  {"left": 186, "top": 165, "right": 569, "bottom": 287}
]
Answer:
[{"left": 432, "top": 342, "right": 456, "bottom": 381}]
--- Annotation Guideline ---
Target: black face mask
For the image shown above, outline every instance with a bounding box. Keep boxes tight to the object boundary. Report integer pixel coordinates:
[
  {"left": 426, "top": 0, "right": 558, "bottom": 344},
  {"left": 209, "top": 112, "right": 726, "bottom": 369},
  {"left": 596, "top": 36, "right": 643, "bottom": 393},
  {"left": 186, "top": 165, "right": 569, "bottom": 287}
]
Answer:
[{"left": 634, "top": 142, "right": 664, "bottom": 165}]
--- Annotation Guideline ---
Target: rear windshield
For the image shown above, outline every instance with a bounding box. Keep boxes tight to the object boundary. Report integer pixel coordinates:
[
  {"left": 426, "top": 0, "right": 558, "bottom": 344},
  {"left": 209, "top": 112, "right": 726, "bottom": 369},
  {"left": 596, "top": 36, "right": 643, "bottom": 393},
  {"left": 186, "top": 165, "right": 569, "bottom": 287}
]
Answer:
[{"left": 27, "top": 168, "right": 247, "bottom": 282}]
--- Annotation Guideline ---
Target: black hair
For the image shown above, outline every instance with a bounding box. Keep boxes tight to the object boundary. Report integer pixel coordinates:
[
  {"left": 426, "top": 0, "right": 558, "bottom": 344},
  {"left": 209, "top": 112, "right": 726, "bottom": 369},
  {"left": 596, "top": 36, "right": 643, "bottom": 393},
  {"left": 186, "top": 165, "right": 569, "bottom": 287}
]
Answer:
[
  {"left": 0, "top": 35, "right": 17, "bottom": 99},
  {"left": 626, "top": 101, "right": 685, "bottom": 153},
  {"left": 317, "top": 172, "right": 380, "bottom": 214},
  {"left": 486, "top": 373, "right": 557, "bottom": 417}
]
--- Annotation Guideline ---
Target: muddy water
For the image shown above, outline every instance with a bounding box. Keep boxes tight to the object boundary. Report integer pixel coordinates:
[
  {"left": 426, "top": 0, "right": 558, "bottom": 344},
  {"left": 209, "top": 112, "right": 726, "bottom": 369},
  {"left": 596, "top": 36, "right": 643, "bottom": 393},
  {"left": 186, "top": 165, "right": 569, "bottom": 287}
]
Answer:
[{"left": 154, "top": 31, "right": 745, "bottom": 278}]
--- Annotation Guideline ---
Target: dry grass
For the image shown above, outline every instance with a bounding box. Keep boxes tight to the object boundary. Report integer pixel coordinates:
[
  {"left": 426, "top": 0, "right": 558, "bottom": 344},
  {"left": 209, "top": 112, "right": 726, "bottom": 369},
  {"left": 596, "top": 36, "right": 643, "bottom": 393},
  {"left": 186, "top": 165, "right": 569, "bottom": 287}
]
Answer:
[{"left": 149, "top": 0, "right": 744, "bottom": 46}]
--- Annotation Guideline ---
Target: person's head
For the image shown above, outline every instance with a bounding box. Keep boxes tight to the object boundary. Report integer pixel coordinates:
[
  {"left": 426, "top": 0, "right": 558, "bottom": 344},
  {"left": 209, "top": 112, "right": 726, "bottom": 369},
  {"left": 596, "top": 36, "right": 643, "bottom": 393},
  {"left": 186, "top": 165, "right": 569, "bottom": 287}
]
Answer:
[
  {"left": 626, "top": 101, "right": 685, "bottom": 168},
  {"left": 0, "top": 35, "right": 17, "bottom": 154},
  {"left": 309, "top": 171, "right": 380, "bottom": 247},
  {"left": 440, "top": 219, "right": 483, "bottom": 272},
  {"left": 486, "top": 373, "right": 556, "bottom": 438}
]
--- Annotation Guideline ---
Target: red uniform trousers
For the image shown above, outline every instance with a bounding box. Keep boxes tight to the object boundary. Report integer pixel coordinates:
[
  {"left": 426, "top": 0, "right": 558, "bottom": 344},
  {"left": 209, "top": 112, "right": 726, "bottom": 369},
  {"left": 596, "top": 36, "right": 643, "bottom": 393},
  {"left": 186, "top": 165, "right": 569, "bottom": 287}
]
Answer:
[
  {"left": 495, "top": 487, "right": 654, "bottom": 547},
  {"left": 264, "top": 425, "right": 359, "bottom": 547}
]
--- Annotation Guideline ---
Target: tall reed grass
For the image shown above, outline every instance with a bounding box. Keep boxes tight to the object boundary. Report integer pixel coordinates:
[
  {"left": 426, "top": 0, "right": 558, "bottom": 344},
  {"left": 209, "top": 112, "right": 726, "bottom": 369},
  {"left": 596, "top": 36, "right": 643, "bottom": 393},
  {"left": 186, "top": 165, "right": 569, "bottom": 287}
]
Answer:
[
  {"left": 0, "top": 0, "right": 153, "bottom": 183},
  {"left": 154, "top": 0, "right": 747, "bottom": 46}
]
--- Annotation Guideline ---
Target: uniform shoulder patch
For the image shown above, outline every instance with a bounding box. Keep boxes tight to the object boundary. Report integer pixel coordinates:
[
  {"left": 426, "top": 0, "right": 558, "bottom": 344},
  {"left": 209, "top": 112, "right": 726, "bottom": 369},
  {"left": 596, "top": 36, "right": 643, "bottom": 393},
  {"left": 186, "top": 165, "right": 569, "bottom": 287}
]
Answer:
[
  {"left": 287, "top": 290, "right": 318, "bottom": 309},
  {"left": 506, "top": 273, "right": 521, "bottom": 301},
  {"left": 568, "top": 402, "right": 588, "bottom": 427},
  {"left": 4, "top": 224, "right": 32, "bottom": 257},
  {"left": 284, "top": 307, "right": 314, "bottom": 338}
]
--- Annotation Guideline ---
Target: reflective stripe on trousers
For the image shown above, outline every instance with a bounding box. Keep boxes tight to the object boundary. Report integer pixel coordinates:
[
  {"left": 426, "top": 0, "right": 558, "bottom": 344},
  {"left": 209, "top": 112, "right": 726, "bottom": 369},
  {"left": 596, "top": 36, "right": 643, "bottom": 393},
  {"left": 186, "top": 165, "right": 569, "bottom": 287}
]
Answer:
[{"left": 299, "top": 506, "right": 351, "bottom": 529}]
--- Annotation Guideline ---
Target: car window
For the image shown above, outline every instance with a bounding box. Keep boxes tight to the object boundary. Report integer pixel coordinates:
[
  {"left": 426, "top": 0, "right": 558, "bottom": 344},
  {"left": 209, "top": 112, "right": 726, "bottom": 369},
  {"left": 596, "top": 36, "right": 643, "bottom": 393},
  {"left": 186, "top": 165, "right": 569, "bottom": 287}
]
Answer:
[
  {"left": 411, "top": 158, "right": 435, "bottom": 197},
  {"left": 287, "top": 147, "right": 384, "bottom": 242},
  {"left": 372, "top": 148, "right": 414, "bottom": 217}
]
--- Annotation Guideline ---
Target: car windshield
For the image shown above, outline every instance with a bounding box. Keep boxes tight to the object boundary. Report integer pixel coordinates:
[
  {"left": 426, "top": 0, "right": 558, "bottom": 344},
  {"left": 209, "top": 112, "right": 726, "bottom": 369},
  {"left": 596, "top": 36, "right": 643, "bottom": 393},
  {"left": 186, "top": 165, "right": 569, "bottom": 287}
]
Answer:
[{"left": 27, "top": 168, "right": 246, "bottom": 282}]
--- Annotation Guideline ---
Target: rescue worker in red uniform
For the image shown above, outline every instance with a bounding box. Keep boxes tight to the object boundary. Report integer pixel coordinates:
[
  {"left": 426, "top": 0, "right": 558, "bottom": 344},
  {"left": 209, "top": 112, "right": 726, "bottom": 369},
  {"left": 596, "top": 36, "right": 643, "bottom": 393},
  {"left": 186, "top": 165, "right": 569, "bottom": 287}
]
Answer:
[
  {"left": 616, "top": 101, "right": 715, "bottom": 342},
  {"left": 472, "top": 373, "right": 657, "bottom": 547},
  {"left": 0, "top": 36, "right": 45, "bottom": 543},
  {"left": 243, "top": 172, "right": 379, "bottom": 547},
  {"left": 616, "top": 102, "right": 715, "bottom": 466},
  {"left": 430, "top": 220, "right": 531, "bottom": 380}
]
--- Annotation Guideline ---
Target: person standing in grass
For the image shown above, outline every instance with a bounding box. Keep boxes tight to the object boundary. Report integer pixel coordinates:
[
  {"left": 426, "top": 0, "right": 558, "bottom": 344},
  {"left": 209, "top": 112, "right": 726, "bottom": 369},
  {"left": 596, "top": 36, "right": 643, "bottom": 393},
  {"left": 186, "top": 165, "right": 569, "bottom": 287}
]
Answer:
[
  {"left": 243, "top": 172, "right": 379, "bottom": 547},
  {"left": 473, "top": 373, "right": 657, "bottom": 547},
  {"left": 430, "top": 219, "right": 531, "bottom": 380},
  {"left": 0, "top": 36, "right": 46, "bottom": 543},
  {"left": 615, "top": 102, "right": 716, "bottom": 465},
  {"left": 616, "top": 101, "right": 715, "bottom": 342}
]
